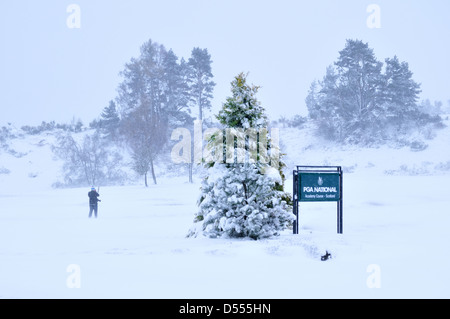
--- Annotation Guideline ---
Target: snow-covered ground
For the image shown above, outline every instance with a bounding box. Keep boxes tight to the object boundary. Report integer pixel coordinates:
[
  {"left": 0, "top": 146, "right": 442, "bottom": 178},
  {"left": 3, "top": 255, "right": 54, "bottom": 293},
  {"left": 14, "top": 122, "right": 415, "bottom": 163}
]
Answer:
[{"left": 1, "top": 118, "right": 450, "bottom": 298}]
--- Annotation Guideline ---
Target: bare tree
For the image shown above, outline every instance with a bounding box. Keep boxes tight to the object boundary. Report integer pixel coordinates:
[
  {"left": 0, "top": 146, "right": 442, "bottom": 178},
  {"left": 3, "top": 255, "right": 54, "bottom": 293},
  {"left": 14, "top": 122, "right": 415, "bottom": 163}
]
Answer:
[{"left": 53, "top": 131, "right": 125, "bottom": 187}]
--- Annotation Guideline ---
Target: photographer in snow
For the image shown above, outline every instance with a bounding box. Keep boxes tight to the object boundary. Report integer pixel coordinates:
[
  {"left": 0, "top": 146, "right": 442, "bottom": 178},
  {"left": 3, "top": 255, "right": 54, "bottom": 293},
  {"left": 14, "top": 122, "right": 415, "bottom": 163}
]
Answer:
[{"left": 88, "top": 187, "right": 101, "bottom": 218}]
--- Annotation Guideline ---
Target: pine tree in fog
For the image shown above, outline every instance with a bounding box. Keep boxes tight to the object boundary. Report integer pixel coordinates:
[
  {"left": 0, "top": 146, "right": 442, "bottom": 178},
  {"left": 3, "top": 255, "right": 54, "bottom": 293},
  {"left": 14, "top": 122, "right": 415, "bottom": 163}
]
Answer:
[
  {"left": 183, "top": 48, "right": 216, "bottom": 182},
  {"left": 306, "top": 39, "right": 440, "bottom": 145},
  {"left": 381, "top": 56, "right": 421, "bottom": 131},
  {"left": 163, "top": 50, "right": 192, "bottom": 127},
  {"left": 334, "top": 39, "right": 383, "bottom": 141},
  {"left": 187, "top": 48, "right": 216, "bottom": 121},
  {"left": 98, "top": 100, "right": 121, "bottom": 141},
  {"left": 117, "top": 40, "right": 169, "bottom": 186},
  {"left": 117, "top": 39, "right": 196, "bottom": 186}
]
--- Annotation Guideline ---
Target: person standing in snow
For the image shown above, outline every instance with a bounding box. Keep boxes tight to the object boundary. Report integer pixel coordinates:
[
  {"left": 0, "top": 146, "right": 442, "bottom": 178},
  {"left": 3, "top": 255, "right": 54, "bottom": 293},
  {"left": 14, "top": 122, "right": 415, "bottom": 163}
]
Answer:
[{"left": 88, "top": 187, "right": 101, "bottom": 218}]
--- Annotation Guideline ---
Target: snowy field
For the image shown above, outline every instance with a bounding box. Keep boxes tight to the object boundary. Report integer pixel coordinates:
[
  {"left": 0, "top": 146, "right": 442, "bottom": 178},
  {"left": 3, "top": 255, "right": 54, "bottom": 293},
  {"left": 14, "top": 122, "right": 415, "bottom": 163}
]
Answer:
[
  {"left": 1, "top": 121, "right": 450, "bottom": 298},
  {"left": 0, "top": 174, "right": 449, "bottom": 298}
]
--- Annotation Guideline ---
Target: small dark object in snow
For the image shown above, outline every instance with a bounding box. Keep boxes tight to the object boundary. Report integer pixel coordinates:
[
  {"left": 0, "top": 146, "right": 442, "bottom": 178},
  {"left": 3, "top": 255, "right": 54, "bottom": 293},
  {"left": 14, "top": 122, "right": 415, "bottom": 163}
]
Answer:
[{"left": 321, "top": 251, "right": 332, "bottom": 261}]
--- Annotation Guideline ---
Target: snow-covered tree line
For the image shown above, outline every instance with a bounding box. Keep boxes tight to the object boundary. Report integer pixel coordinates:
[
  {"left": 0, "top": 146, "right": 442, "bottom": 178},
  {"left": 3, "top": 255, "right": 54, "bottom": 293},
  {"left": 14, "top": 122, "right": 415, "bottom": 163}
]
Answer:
[
  {"left": 305, "top": 39, "right": 444, "bottom": 145},
  {"left": 9, "top": 38, "right": 449, "bottom": 187},
  {"left": 52, "top": 39, "right": 216, "bottom": 187}
]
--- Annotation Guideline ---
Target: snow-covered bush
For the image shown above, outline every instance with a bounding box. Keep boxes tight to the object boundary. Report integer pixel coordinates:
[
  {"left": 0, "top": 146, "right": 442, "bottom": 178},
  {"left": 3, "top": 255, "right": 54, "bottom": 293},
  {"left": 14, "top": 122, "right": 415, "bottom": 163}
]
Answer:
[{"left": 192, "top": 163, "right": 293, "bottom": 239}]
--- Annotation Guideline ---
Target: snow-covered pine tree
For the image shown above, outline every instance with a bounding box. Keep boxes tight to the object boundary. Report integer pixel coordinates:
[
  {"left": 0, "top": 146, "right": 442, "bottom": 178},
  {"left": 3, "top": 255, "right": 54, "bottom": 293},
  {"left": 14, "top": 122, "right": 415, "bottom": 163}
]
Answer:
[{"left": 188, "top": 73, "right": 294, "bottom": 240}]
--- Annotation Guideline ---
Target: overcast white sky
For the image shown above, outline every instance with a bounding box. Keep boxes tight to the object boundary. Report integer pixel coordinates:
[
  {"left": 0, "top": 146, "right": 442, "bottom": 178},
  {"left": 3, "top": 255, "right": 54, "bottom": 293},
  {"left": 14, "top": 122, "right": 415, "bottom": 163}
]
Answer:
[{"left": 1, "top": 0, "right": 449, "bottom": 126}]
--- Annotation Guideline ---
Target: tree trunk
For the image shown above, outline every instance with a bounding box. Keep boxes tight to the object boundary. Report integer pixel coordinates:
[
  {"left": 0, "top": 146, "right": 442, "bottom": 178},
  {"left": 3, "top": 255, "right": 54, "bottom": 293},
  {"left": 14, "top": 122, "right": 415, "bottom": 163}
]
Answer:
[
  {"left": 188, "top": 163, "right": 193, "bottom": 183},
  {"left": 198, "top": 90, "right": 203, "bottom": 121},
  {"left": 150, "top": 158, "right": 157, "bottom": 185},
  {"left": 144, "top": 171, "right": 148, "bottom": 187}
]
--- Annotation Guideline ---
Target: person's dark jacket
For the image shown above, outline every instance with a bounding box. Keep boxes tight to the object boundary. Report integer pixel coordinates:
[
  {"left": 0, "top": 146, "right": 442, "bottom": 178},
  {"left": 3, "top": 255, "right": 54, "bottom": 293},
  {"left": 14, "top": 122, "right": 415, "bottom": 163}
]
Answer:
[{"left": 88, "top": 190, "right": 100, "bottom": 206}]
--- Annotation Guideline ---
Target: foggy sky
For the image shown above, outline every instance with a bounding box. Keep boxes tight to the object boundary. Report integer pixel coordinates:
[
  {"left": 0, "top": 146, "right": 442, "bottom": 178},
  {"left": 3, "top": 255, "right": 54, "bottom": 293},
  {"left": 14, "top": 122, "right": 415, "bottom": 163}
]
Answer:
[{"left": 1, "top": 0, "right": 449, "bottom": 126}]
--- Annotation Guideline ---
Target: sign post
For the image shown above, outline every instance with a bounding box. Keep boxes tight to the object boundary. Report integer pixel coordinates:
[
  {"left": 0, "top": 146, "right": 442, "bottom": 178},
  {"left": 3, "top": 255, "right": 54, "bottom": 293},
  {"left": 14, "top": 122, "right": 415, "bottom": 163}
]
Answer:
[{"left": 293, "top": 166, "right": 343, "bottom": 234}]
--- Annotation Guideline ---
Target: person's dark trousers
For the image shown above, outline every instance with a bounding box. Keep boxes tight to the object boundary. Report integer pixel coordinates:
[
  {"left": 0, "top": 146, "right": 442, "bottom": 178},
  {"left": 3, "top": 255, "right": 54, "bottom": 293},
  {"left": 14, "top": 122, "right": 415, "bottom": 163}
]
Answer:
[{"left": 89, "top": 204, "right": 98, "bottom": 218}]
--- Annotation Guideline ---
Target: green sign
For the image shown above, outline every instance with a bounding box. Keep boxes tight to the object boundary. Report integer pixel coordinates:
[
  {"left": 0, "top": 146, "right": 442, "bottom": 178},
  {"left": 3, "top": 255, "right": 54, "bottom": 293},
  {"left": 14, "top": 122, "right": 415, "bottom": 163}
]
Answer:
[{"left": 299, "top": 172, "right": 340, "bottom": 202}]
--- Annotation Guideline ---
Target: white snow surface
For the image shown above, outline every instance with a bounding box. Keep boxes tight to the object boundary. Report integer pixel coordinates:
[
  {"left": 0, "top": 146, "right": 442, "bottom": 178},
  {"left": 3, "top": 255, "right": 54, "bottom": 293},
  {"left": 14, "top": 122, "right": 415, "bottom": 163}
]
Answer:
[{"left": 1, "top": 118, "right": 450, "bottom": 298}]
